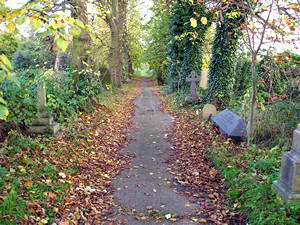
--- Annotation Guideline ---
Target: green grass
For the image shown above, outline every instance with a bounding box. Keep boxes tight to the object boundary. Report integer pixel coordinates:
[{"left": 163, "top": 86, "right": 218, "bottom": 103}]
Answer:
[
  {"left": 206, "top": 142, "right": 300, "bottom": 225},
  {"left": 134, "top": 69, "right": 153, "bottom": 77}
]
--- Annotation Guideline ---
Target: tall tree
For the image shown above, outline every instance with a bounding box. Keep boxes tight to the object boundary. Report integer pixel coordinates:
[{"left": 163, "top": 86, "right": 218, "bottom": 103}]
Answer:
[
  {"left": 96, "top": 0, "right": 127, "bottom": 87},
  {"left": 206, "top": 5, "right": 244, "bottom": 107},
  {"left": 69, "top": 0, "right": 91, "bottom": 83}
]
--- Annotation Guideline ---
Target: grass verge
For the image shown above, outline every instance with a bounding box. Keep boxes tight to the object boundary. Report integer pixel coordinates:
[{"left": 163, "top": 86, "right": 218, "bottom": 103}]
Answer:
[{"left": 159, "top": 89, "right": 300, "bottom": 225}]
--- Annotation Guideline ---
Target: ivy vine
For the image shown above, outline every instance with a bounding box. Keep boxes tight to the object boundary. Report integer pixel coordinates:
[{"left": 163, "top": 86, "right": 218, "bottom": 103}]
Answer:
[
  {"left": 205, "top": 7, "right": 244, "bottom": 107},
  {"left": 167, "top": 0, "right": 212, "bottom": 92}
]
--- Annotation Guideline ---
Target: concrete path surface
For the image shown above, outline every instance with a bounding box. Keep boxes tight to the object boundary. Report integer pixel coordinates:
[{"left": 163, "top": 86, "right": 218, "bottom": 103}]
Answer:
[{"left": 112, "top": 77, "right": 199, "bottom": 224}]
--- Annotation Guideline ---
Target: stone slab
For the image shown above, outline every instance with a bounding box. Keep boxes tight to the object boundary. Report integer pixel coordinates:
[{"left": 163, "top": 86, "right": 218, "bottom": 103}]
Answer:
[
  {"left": 211, "top": 109, "right": 247, "bottom": 139},
  {"left": 27, "top": 123, "right": 60, "bottom": 135}
]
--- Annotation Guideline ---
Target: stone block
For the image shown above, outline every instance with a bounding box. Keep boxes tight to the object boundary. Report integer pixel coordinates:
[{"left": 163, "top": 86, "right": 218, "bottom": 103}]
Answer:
[
  {"left": 292, "top": 124, "right": 300, "bottom": 153},
  {"left": 27, "top": 123, "right": 60, "bottom": 135},
  {"left": 273, "top": 123, "right": 300, "bottom": 202},
  {"left": 32, "top": 116, "right": 53, "bottom": 126}
]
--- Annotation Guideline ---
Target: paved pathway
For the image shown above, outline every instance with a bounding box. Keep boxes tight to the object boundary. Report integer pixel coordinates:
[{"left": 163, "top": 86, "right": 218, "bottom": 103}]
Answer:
[{"left": 112, "top": 77, "right": 198, "bottom": 224}]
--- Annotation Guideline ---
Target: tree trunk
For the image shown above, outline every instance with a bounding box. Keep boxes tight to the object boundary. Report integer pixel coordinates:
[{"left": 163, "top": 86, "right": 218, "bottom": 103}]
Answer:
[
  {"left": 110, "top": 23, "right": 122, "bottom": 87},
  {"left": 70, "top": 0, "right": 90, "bottom": 82},
  {"left": 247, "top": 53, "right": 257, "bottom": 146},
  {"left": 54, "top": 50, "right": 62, "bottom": 72},
  {"left": 122, "top": 30, "right": 134, "bottom": 79},
  {"left": 108, "top": 0, "right": 122, "bottom": 87}
]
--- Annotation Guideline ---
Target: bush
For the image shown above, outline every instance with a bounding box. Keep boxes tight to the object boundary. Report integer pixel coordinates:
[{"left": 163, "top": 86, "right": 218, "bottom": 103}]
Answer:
[
  {"left": 11, "top": 34, "right": 71, "bottom": 70},
  {"left": 255, "top": 100, "right": 300, "bottom": 146},
  {"left": 207, "top": 143, "right": 300, "bottom": 225},
  {"left": 232, "top": 54, "right": 252, "bottom": 99},
  {"left": 2, "top": 68, "right": 103, "bottom": 130},
  {"left": 11, "top": 49, "right": 35, "bottom": 70}
]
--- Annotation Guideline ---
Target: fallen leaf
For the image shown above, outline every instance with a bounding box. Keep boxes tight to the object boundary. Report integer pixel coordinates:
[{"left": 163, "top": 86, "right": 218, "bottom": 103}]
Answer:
[
  {"left": 24, "top": 181, "right": 33, "bottom": 187},
  {"left": 199, "top": 218, "right": 207, "bottom": 223}
]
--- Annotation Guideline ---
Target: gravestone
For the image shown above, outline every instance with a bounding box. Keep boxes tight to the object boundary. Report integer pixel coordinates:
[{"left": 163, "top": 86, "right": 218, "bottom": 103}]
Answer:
[
  {"left": 185, "top": 71, "right": 201, "bottom": 102},
  {"left": 211, "top": 109, "right": 247, "bottom": 140},
  {"left": 27, "top": 81, "right": 60, "bottom": 135},
  {"left": 201, "top": 104, "right": 217, "bottom": 120},
  {"left": 273, "top": 123, "right": 300, "bottom": 202},
  {"left": 200, "top": 69, "right": 209, "bottom": 90}
]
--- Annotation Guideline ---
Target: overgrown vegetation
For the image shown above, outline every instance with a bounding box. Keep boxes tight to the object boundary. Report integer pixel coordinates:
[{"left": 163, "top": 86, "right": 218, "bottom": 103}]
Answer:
[
  {"left": 207, "top": 142, "right": 300, "bottom": 225},
  {"left": 160, "top": 92, "right": 300, "bottom": 224}
]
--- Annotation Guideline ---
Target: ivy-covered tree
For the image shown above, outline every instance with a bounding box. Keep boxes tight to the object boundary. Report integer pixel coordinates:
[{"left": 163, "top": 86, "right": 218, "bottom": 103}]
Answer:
[
  {"left": 205, "top": 7, "right": 244, "bottom": 107},
  {"left": 167, "top": 0, "right": 212, "bottom": 92}
]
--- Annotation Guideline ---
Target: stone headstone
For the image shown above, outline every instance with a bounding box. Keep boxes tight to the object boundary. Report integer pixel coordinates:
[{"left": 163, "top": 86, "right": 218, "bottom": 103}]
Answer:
[
  {"left": 185, "top": 71, "right": 201, "bottom": 102},
  {"left": 211, "top": 109, "right": 247, "bottom": 140},
  {"left": 27, "top": 81, "right": 60, "bottom": 135},
  {"left": 36, "top": 81, "right": 47, "bottom": 117},
  {"left": 273, "top": 123, "right": 300, "bottom": 202},
  {"left": 201, "top": 104, "right": 217, "bottom": 120},
  {"left": 200, "top": 69, "right": 209, "bottom": 90}
]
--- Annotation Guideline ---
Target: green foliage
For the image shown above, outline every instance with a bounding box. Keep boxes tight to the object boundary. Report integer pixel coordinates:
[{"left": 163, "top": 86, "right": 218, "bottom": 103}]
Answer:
[
  {"left": 0, "top": 131, "right": 68, "bottom": 224},
  {"left": 12, "top": 35, "right": 57, "bottom": 70},
  {"left": 207, "top": 143, "right": 300, "bottom": 225},
  {"left": 0, "top": 54, "right": 19, "bottom": 121},
  {"left": 167, "top": 1, "right": 212, "bottom": 92},
  {"left": 232, "top": 53, "right": 252, "bottom": 99},
  {"left": 206, "top": 8, "right": 244, "bottom": 107},
  {"left": 2, "top": 68, "right": 103, "bottom": 128},
  {"left": 257, "top": 53, "right": 298, "bottom": 102},
  {"left": 255, "top": 100, "right": 300, "bottom": 146},
  {"left": 143, "top": 5, "right": 170, "bottom": 85},
  {"left": 0, "top": 32, "right": 18, "bottom": 59}
]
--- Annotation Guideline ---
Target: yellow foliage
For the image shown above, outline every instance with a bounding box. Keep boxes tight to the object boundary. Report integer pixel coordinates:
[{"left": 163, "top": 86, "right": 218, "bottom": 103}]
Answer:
[{"left": 190, "top": 17, "right": 197, "bottom": 28}]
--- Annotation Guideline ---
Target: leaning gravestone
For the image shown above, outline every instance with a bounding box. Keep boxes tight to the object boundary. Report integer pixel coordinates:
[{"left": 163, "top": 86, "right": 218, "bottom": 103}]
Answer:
[
  {"left": 273, "top": 123, "right": 300, "bottom": 202},
  {"left": 185, "top": 71, "right": 201, "bottom": 102},
  {"left": 201, "top": 104, "right": 217, "bottom": 120},
  {"left": 211, "top": 109, "right": 247, "bottom": 140},
  {"left": 27, "top": 81, "right": 60, "bottom": 135}
]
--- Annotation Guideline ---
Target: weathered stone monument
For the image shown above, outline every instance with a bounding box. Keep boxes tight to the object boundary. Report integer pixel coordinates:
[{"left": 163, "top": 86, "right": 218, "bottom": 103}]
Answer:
[
  {"left": 201, "top": 104, "right": 217, "bottom": 120},
  {"left": 273, "top": 123, "right": 300, "bottom": 202},
  {"left": 200, "top": 69, "right": 209, "bottom": 90},
  {"left": 27, "top": 81, "right": 60, "bottom": 135},
  {"left": 211, "top": 109, "right": 247, "bottom": 140},
  {"left": 185, "top": 71, "right": 201, "bottom": 102}
]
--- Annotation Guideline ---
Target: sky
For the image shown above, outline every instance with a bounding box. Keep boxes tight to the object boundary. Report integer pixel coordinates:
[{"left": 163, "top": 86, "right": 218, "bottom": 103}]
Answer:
[
  {"left": 137, "top": 0, "right": 153, "bottom": 24},
  {"left": 5, "top": 0, "right": 26, "bottom": 9}
]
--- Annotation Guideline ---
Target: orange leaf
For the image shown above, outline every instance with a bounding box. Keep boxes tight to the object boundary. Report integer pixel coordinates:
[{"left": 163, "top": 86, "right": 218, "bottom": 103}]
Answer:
[{"left": 24, "top": 180, "right": 33, "bottom": 187}]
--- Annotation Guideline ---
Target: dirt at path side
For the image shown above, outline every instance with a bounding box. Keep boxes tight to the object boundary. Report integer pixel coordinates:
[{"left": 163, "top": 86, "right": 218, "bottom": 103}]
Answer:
[{"left": 112, "top": 77, "right": 199, "bottom": 225}]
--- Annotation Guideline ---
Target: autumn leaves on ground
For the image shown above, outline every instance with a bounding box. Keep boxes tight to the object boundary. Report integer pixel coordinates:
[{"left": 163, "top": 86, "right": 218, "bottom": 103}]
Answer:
[
  {"left": 0, "top": 77, "right": 245, "bottom": 225},
  {"left": 1, "top": 80, "right": 142, "bottom": 224}
]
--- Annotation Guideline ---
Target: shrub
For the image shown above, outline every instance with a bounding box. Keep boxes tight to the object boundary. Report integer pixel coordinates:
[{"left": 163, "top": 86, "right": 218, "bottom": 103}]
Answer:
[
  {"left": 207, "top": 143, "right": 300, "bottom": 225},
  {"left": 2, "top": 68, "right": 103, "bottom": 130},
  {"left": 11, "top": 49, "right": 35, "bottom": 70},
  {"left": 232, "top": 54, "right": 252, "bottom": 99},
  {"left": 255, "top": 100, "right": 300, "bottom": 146}
]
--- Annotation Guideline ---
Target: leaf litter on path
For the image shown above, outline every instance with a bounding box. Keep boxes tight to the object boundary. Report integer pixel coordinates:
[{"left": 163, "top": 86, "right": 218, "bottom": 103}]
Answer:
[{"left": 154, "top": 88, "right": 245, "bottom": 224}]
